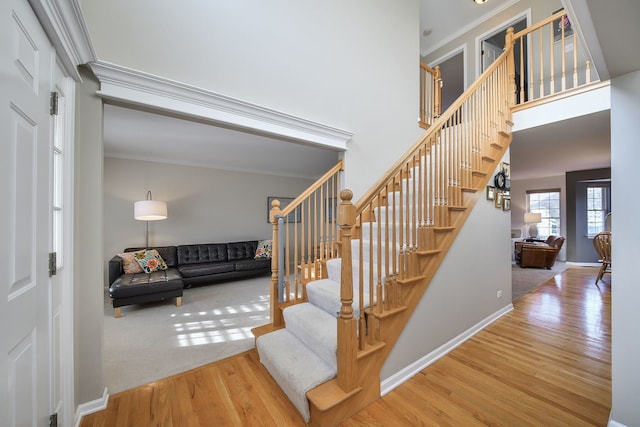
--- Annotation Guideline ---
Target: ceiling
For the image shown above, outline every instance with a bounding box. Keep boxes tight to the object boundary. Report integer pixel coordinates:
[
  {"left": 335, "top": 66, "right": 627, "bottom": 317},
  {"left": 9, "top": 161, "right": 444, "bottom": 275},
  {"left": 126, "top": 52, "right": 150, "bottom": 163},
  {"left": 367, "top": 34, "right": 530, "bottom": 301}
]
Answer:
[
  {"left": 103, "top": 104, "right": 340, "bottom": 179},
  {"left": 104, "top": 0, "right": 636, "bottom": 182}
]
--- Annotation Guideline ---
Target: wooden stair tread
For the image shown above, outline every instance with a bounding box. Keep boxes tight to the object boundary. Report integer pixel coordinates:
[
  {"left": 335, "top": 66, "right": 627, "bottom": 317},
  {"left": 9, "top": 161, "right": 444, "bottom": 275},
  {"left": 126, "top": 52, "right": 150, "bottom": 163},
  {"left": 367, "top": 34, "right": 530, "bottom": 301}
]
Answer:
[
  {"left": 482, "top": 155, "right": 496, "bottom": 162},
  {"left": 448, "top": 205, "right": 466, "bottom": 211},
  {"left": 357, "top": 341, "right": 387, "bottom": 360},
  {"left": 491, "top": 142, "right": 503, "bottom": 149},
  {"left": 417, "top": 249, "right": 441, "bottom": 256},
  {"left": 472, "top": 170, "right": 487, "bottom": 176},
  {"left": 307, "top": 380, "right": 362, "bottom": 412},
  {"left": 433, "top": 226, "right": 455, "bottom": 232},
  {"left": 368, "top": 305, "right": 408, "bottom": 319},
  {"left": 461, "top": 187, "right": 478, "bottom": 193},
  {"left": 397, "top": 275, "right": 425, "bottom": 286}
]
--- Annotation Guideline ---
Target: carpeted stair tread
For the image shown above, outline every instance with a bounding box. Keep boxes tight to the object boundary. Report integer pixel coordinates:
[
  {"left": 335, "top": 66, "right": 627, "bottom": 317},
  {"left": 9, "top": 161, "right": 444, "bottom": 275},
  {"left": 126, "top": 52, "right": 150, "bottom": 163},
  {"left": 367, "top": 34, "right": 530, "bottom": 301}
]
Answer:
[
  {"left": 306, "top": 277, "right": 375, "bottom": 319},
  {"left": 283, "top": 303, "right": 337, "bottom": 367},
  {"left": 256, "top": 328, "right": 336, "bottom": 422}
]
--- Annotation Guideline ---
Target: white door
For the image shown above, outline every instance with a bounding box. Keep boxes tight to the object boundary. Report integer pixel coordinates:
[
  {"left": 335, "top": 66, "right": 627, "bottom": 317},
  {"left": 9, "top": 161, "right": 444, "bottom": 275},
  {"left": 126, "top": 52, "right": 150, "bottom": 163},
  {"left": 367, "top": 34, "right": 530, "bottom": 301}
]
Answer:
[
  {"left": 0, "top": 0, "right": 54, "bottom": 425},
  {"left": 482, "top": 40, "right": 503, "bottom": 72}
]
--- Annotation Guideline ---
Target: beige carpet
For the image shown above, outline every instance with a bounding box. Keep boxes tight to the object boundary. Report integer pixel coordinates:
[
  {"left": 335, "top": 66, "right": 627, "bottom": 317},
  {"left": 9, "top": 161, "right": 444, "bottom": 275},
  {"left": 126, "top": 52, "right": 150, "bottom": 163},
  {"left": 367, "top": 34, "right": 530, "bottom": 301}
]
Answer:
[
  {"left": 103, "top": 275, "right": 271, "bottom": 394},
  {"left": 511, "top": 261, "right": 568, "bottom": 301}
]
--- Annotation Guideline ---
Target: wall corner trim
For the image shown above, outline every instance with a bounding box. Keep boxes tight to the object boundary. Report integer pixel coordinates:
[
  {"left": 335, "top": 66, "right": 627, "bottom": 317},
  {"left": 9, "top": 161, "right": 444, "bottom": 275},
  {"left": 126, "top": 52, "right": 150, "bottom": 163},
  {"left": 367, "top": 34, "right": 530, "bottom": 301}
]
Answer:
[
  {"left": 380, "top": 303, "right": 514, "bottom": 396},
  {"left": 88, "top": 60, "right": 353, "bottom": 150}
]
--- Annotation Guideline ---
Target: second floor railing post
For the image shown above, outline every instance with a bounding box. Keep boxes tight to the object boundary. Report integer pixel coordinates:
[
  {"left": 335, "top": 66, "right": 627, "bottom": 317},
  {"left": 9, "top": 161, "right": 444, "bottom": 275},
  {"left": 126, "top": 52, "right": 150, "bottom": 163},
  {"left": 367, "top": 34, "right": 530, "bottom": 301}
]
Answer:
[
  {"left": 504, "top": 27, "right": 517, "bottom": 108},
  {"left": 433, "top": 65, "right": 442, "bottom": 118},
  {"left": 337, "top": 189, "right": 358, "bottom": 392},
  {"left": 269, "top": 200, "right": 284, "bottom": 327}
]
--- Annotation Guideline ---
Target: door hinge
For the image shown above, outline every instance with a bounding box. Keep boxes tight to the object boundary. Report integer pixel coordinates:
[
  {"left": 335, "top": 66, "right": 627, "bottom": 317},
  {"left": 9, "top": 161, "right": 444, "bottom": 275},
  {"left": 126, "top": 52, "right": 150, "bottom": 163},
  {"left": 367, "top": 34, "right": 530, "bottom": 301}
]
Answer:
[
  {"left": 49, "top": 413, "right": 58, "bottom": 427},
  {"left": 50, "top": 91, "right": 59, "bottom": 116},
  {"left": 49, "top": 252, "right": 57, "bottom": 277}
]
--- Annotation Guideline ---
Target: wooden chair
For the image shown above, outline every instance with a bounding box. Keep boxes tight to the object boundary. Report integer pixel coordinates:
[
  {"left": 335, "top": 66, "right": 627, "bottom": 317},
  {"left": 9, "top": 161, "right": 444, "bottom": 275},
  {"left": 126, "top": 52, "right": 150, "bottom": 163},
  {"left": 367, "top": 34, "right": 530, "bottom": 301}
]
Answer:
[{"left": 592, "top": 231, "right": 612, "bottom": 284}]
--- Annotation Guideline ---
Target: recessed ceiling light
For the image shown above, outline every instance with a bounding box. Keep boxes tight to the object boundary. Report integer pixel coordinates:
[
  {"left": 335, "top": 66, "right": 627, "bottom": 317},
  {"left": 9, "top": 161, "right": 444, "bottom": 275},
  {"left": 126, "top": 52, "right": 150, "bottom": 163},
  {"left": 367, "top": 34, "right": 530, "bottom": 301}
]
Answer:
[{"left": 474, "top": 0, "right": 488, "bottom": 4}]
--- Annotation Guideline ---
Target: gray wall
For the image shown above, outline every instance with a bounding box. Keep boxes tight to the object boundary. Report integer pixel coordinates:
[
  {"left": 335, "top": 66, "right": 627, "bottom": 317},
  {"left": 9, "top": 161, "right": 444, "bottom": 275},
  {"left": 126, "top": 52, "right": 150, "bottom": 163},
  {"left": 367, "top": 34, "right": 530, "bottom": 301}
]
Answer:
[
  {"left": 74, "top": 66, "right": 104, "bottom": 406},
  {"left": 383, "top": 154, "right": 513, "bottom": 380},
  {"left": 103, "top": 157, "right": 314, "bottom": 286},
  {"left": 565, "top": 168, "right": 611, "bottom": 262},
  {"left": 611, "top": 69, "right": 640, "bottom": 426}
]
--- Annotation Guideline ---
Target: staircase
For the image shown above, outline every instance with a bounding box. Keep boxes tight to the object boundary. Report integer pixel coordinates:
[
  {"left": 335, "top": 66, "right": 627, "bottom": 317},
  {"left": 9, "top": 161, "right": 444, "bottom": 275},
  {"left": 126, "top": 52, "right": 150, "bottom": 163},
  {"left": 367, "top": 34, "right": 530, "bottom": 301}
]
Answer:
[{"left": 252, "top": 12, "right": 598, "bottom": 427}]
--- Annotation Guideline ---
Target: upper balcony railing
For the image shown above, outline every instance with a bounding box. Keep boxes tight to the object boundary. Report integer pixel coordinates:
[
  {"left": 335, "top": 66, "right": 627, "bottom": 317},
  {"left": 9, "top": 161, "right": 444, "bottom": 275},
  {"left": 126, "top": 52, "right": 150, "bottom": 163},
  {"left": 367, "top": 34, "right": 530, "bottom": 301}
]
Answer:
[
  {"left": 419, "top": 63, "right": 442, "bottom": 128},
  {"left": 509, "top": 9, "right": 599, "bottom": 108}
]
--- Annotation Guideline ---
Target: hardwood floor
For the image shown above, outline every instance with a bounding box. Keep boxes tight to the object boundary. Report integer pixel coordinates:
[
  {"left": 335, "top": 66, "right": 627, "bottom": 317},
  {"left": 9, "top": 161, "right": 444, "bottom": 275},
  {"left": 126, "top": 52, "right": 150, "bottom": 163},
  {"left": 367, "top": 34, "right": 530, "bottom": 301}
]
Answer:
[{"left": 81, "top": 267, "right": 610, "bottom": 427}]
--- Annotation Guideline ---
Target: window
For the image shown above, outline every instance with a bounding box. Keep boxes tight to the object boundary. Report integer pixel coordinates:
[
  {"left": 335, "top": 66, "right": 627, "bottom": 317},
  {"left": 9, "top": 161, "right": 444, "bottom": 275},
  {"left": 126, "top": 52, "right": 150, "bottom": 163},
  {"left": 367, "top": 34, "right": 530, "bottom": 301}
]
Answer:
[
  {"left": 526, "top": 190, "right": 560, "bottom": 238},
  {"left": 587, "top": 186, "right": 609, "bottom": 237}
]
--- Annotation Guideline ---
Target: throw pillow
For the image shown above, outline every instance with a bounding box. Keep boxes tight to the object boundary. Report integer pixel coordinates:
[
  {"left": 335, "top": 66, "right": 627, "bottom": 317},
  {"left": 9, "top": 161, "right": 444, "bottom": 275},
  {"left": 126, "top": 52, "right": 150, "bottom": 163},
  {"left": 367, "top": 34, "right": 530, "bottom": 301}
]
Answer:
[
  {"left": 118, "top": 252, "right": 144, "bottom": 274},
  {"left": 254, "top": 239, "right": 272, "bottom": 259},
  {"left": 134, "top": 249, "right": 168, "bottom": 273}
]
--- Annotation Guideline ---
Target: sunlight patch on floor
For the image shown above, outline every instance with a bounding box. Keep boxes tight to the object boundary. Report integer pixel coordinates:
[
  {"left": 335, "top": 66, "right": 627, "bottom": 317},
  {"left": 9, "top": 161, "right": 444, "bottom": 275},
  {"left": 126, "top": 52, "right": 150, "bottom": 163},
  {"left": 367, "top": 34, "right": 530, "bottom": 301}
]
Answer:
[{"left": 173, "top": 294, "right": 270, "bottom": 347}]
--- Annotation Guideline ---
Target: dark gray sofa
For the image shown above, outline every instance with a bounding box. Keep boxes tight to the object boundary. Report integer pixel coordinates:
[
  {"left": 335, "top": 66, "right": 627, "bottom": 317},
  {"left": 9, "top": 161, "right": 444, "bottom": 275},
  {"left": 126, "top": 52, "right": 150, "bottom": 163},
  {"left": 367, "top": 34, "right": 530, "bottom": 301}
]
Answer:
[{"left": 108, "top": 241, "right": 271, "bottom": 317}]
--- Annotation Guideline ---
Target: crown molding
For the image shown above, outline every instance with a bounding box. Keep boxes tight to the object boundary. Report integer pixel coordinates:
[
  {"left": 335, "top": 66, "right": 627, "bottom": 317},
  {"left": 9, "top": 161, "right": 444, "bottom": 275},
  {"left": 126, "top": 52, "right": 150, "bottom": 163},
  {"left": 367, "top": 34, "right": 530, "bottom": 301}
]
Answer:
[
  {"left": 88, "top": 61, "right": 352, "bottom": 150},
  {"left": 29, "top": 0, "right": 97, "bottom": 81}
]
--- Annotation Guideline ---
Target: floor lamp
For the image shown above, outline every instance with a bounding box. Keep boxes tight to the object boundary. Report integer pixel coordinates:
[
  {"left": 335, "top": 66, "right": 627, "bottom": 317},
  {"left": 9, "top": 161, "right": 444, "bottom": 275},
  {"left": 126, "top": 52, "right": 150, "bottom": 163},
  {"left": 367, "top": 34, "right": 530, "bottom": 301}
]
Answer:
[
  {"left": 524, "top": 212, "right": 542, "bottom": 239},
  {"left": 134, "top": 190, "right": 168, "bottom": 247}
]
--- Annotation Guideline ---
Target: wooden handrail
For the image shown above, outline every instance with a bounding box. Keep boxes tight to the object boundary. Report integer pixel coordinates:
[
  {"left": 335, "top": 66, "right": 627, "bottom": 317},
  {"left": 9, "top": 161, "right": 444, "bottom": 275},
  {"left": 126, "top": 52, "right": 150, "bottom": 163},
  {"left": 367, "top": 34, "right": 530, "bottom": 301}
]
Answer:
[
  {"left": 361, "top": 49, "right": 511, "bottom": 213},
  {"left": 278, "top": 160, "right": 344, "bottom": 218},
  {"left": 268, "top": 160, "right": 344, "bottom": 326}
]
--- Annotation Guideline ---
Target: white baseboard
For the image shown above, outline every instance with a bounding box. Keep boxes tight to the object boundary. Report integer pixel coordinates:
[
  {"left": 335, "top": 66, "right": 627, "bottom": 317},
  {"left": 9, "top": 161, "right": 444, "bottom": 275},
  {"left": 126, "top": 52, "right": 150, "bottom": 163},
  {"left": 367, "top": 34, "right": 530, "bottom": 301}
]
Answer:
[
  {"left": 380, "top": 303, "right": 514, "bottom": 396},
  {"left": 609, "top": 419, "right": 629, "bottom": 427},
  {"left": 74, "top": 387, "right": 109, "bottom": 427}
]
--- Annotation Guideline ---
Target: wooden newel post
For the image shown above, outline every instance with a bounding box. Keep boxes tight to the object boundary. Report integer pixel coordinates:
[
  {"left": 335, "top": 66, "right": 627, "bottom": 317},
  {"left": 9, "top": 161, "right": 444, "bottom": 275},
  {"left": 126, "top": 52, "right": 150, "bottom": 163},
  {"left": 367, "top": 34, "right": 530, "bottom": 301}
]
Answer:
[
  {"left": 433, "top": 65, "right": 442, "bottom": 118},
  {"left": 269, "top": 199, "right": 284, "bottom": 327},
  {"left": 504, "top": 27, "right": 517, "bottom": 108},
  {"left": 337, "top": 189, "right": 358, "bottom": 391}
]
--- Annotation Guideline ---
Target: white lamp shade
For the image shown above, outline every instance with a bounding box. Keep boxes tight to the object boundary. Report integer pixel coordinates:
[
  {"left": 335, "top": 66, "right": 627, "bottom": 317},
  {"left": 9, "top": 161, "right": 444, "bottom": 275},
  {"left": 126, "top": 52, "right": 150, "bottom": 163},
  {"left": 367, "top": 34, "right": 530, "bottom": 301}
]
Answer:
[
  {"left": 524, "top": 212, "right": 542, "bottom": 223},
  {"left": 134, "top": 200, "right": 167, "bottom": 221}
]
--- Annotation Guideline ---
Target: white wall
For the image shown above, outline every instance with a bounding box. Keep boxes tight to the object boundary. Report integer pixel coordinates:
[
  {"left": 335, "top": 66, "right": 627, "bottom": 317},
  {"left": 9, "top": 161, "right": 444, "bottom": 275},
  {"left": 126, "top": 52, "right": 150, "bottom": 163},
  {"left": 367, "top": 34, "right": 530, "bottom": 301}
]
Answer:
[
  {"left": 610, "top": 69, "right": 640, "bottom": 426},
  {"left": 79, "top": 0, "right": 423, "bottom": 199},
  {"left": 103, "top": 157, "right": 313, "bottom": 285},
  {"left": 510, "top": 175, "right": 566, "bottom": 261}
]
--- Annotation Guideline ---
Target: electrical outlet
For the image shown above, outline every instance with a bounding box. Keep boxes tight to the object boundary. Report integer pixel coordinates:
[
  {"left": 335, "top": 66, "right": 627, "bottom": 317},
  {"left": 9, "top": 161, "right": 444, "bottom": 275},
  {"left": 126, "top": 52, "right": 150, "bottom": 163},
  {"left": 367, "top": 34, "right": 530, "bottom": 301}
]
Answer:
[{"left": 497, "top": 290, "right": 503, "bottom": 298}]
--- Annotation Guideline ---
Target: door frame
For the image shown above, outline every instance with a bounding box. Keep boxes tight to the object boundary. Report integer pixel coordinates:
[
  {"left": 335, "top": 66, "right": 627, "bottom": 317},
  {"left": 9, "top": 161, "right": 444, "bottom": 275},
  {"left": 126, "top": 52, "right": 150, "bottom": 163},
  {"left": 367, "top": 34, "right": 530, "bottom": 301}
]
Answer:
[
  {"left": 51, "top": 57, "right": 76, "bottom": 427},
  {"left": 474, "top": 9, "right": 531, "bottom": 79}
]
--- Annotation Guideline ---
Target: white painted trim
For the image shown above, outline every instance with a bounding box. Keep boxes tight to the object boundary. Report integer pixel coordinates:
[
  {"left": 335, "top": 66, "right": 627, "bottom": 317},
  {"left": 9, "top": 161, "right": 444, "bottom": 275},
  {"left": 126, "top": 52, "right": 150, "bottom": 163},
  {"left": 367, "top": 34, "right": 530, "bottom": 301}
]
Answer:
[
  {"left": 88, "top": 61, "right": 353, "bottom": 151},
  {"left": 421, "top": 0, "right": 521, "bottom": 57},
  {"left": 512, "top": 83, "right": 610, "bottom": 132},
  {"left": 428, "top": 44, "right": 468, "bottom": 91},
  {"left": 380, "top": 303, "right": 514, "bottom": 395},
  {"left": 29, "top": 0, "right": 96, "bottom": 81},
  {"left": 608, "top": 419, "right": 629, "bottom": 427},
  {"left": 59, "top": 66, "right": 76, "bottom": 427},
  {"left": 74, "top": 387, "right": 109, "bottom": 427}
]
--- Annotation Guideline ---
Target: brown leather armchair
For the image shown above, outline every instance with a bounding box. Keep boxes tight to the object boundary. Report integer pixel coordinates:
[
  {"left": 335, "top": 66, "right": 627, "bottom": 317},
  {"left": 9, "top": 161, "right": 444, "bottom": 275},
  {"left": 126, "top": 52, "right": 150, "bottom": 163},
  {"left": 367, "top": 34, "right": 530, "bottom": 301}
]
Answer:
[{"left": 514, "top": 235, "right": 565, "bottom": 269}]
